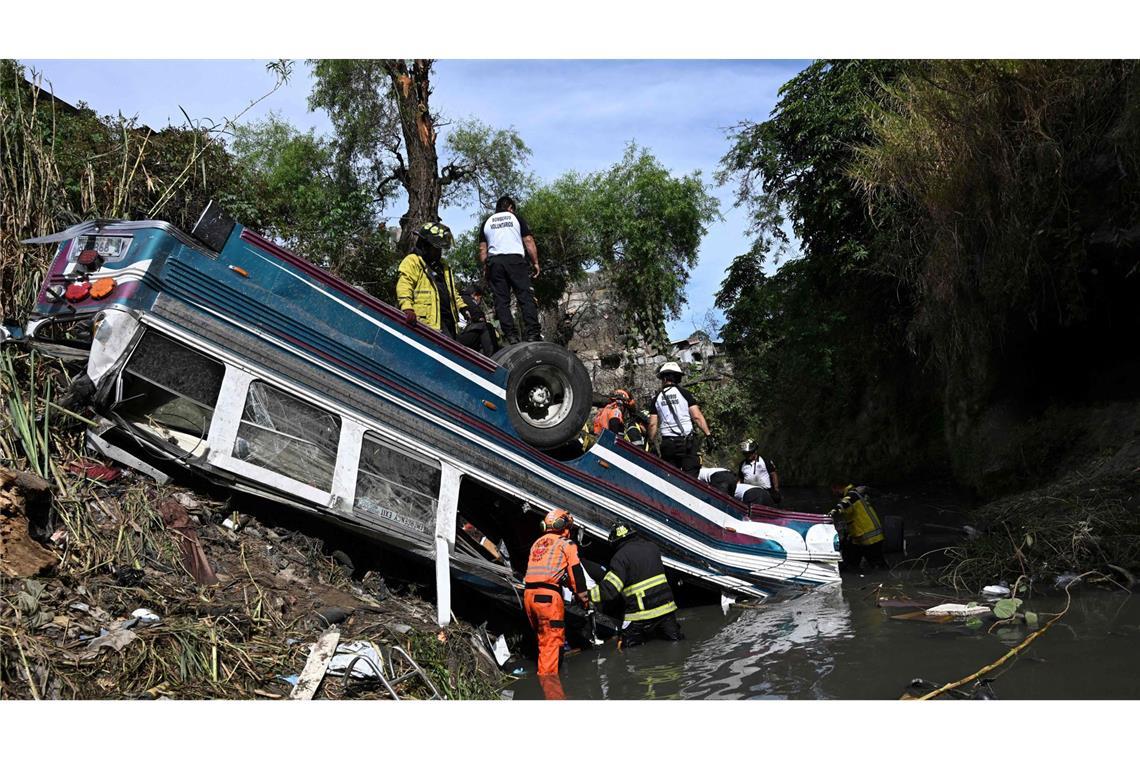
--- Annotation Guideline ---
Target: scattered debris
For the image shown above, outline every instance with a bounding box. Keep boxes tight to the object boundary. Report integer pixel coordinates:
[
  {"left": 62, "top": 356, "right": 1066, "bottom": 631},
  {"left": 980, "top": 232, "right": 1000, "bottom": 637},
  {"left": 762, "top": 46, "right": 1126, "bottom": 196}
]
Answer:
[
  {"left": 491, "top": 635, "right": 511, "bottom": 666},
  {"left": 982, "top": 584, "right": 1010, "bottom": 597},
  {"left": 130, "top": 608, "right": 161, "bottom": 625},
  {"left": 0, "top": 472, "right": 504, "bottom": 700},
  {"left": 910, "top": 573, "right": 1090, "bottom": 700},
  {"left": 0, "top": 468, "right": 58, "bottom": 578},
  {"left": 925, "top": 603, "right": 990, "bottom": 618},
  {"left": 157, "top": 497, "right": 219, "bottom": 586},
  {"left": 327, "top": 641, "right": 384, "bottom": 679},
  {"left": 720, "top": 593, "right": 736, "bottom": 615},
  {"left": 1054, "top": 573, "right": 1082, "bottom": 588},
  {"left": 81, "top": 620, "right": 140, "bottom": 659},
  {"left": 66, "top": 458, "right": 122, "bottom": 483},
  {"left": 290, "top": 627, "right": 342, "bottom": 700},
  {"left": 316, "top": 606, "right": 354, "bottom": 626}
]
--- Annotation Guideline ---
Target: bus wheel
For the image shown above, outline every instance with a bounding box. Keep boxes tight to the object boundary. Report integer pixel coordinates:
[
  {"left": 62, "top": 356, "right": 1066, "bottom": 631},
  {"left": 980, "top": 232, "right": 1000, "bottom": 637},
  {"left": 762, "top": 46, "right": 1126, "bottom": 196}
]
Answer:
[{"left": 499, "top": 342, "right": 592, "bottom": 449}]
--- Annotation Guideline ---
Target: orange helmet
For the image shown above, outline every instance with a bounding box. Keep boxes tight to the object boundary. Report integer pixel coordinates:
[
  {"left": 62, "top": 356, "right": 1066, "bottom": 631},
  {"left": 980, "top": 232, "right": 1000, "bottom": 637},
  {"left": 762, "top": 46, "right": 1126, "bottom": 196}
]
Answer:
[
  {"left": 610, "top": 389, "right": 633, "bottom": 407},
  {"left": 542, "top": 508, "right": 573, "bottom": 534}
]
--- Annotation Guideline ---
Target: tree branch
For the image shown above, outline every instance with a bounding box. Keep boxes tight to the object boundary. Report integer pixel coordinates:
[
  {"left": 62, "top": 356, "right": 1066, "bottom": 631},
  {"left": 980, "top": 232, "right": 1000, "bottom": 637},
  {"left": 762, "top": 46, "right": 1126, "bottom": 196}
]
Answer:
[{"left": 439, "top": 162, "right": 473, "bottom": 186}]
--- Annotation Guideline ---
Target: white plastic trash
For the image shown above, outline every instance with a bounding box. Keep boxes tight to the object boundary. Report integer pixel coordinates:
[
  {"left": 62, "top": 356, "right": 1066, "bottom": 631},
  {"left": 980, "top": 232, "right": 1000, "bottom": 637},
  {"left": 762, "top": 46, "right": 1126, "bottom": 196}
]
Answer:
[
  {"left": 326, "top": 641, "right": 384, "bottom": 679},
  {"left": 131, "top": 608, "right": 161, "bottom": 625},
  {"left": 982, "top": 584, "right": 1010, "bottom": 597},
  {"left": 925, "top": 603, "right": 990, "bottom": 617},
  {"left": 720, "top": 593, "right": 736, "bottom": 616},
  {"left": 492, "top": 635, "right": 511, "bottom": 667}
]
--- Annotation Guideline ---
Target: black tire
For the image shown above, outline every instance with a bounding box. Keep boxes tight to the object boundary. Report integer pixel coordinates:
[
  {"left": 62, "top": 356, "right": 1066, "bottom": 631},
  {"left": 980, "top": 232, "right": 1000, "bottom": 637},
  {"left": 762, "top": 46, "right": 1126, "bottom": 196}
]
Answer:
[
  {"left": 499, "top": 341, "right": 592, "bottom": 449},
  {"left": 491, "top": 341, "right": 530, "bottom": 366}
]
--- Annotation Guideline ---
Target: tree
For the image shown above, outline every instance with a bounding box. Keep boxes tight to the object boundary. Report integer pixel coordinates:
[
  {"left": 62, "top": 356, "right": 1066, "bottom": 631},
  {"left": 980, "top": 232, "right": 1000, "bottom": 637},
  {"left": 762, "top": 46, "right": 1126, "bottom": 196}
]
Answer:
[
  {"left": 226, "top": 114, "right": 396, "bottom": 297},
  {"left": 850, "top": 60, "right": 1140, "bottom": 489},
  {"left": 715, "top": 60, "right": 936, "bottom": 484},
  {"left": 513, "top": 145, "right": 719, "bottom": 345},
  {"left": 308, "top": 59, "right": 533, "bottom": 252}
]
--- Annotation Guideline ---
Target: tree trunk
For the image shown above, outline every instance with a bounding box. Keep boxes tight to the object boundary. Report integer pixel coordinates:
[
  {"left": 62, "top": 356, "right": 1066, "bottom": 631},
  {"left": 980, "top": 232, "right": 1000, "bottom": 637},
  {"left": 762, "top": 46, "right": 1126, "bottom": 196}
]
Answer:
[{"left": 383, "top": 59, "right": 441, "bottom": 252}]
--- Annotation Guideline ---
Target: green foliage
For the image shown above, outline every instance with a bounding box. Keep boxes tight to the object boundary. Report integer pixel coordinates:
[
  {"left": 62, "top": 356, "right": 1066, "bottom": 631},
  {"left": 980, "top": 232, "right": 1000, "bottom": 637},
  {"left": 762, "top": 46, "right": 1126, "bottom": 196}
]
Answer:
[
  {"left": 518, "top": 145, "right": 719, "bottom": 343},
  {"left": 306, "top": 59, "right": 398, "bottom": 192},
  {"left": 853, "top": 60, "right": 1140, "bottom": 381},
  {"left": 443, "top": 119, "right": 535, "bottom": 211},
  {"left": 851, "top": 60, "right": 1140, "bottom": 488},
  {"left": 518, "top": 171, "right": 600, "bottom": 309},
  {"left": 718, "top": 60, "right": 904, "bottom": 274},
  {"left": 993, "top": 598, "right": 1023, "bottom": 619},
  {"left": 594, "top": 146, "right": 720, "bottom": 344},
  {"left": 716, "top": 61, "right": 934, "bottom": 483},
  {"left": 0, "top": 59, "right": 245, "bottom": 320},
  {"left": 308, "top": 60, "right": 534, "bottom": 222},
  {"left": 227, "top": 113, "right": 397, "bottom": 297}
]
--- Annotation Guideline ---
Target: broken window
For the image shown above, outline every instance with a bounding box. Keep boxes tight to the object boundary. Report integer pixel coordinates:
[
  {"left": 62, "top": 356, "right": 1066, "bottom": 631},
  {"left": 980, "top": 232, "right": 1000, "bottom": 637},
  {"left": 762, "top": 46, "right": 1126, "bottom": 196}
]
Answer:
[
  {"left": 233, "top": 381, "right": 340, "bottom": 491},
  {"left": 117, "top": 331, "right": 224, "bottom": 449},
  {"left": 354, "top": 433, "right": 440, "bottom": 539},
  {"left": 455, "top": 478, "right": 537, "bottom": 576}
]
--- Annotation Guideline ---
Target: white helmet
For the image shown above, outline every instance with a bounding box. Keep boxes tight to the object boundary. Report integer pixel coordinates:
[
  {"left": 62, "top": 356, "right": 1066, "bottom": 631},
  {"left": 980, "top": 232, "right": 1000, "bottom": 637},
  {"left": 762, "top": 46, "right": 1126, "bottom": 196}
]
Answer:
[{"left": 657, "top": 361, "right": 683, "bottom": 378}]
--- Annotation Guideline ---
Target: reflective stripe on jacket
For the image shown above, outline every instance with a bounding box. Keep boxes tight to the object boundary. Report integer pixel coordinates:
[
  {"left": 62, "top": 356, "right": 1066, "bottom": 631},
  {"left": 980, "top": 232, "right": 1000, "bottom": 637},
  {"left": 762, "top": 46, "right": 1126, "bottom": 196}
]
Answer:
[
  {"left": 395, "top": 253, "right": 466, "bottom": 332},
  {"left": 588, "top": 536, "right": 677, "bottom": 622},
  {"left": 593, "top": 402, "right": 624, "bottom": 436},
  {"left": 524, "top": 533, "right": 585, "bottom": 594},
  {"left": 838, "top": 493, "right": 885, "bottom": 546}
]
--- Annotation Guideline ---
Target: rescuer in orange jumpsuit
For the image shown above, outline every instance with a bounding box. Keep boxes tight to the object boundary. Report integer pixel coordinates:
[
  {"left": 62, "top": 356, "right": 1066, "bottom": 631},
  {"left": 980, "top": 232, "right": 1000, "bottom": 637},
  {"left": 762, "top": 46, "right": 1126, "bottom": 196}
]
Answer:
[{"left": 524, "top": 508, "right": 590, "bottom": 679}]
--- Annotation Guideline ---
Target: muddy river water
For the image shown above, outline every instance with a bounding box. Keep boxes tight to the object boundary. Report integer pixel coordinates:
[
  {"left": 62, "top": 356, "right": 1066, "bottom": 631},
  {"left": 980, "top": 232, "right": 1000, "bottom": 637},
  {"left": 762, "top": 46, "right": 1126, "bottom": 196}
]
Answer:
[
  {"left": 503, "top": 486, "right": 1140, "bottom": 700},
  {"left": 505, "top": 571, "right": 1139, "bottom": 700}
]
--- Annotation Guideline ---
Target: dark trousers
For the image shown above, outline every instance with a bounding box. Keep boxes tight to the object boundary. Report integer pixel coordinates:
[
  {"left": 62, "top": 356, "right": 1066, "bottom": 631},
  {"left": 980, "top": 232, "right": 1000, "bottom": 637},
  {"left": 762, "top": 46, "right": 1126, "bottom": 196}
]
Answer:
[
  {"left": 840, "top": 540, "right": 889, "bottom": 571},
  {"left": 620, "top": 612, "right": 684, "bottom": 648},
  {"left": 487, "top": 255, "right": 541, "bottom": 342},
  {"left": 660, "top": 435, "right": 699, "bottom": 478},
  {"left": 458, "top": 321, "right": 498, "bottom": 356}
]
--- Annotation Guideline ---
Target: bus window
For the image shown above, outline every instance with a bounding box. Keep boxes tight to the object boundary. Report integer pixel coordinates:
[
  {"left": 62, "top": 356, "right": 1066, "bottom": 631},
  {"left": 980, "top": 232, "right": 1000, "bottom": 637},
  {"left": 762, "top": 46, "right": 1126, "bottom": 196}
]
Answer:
[
  {"left": 117, "top": 331, "right": 224, "bottom": 452},
  {"left": 354, "top": 433, "right": 440, "bottom": 540},
  {"left": 233, "top": 381, "right": 340, "bottom": 491}
]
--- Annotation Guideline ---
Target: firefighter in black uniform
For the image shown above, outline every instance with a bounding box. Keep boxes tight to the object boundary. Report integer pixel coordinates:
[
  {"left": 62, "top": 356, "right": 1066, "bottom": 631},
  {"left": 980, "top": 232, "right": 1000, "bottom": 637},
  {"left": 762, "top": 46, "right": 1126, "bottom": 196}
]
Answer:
[{"left": 589, "top": 522, "right": 684, "bottom": 647}]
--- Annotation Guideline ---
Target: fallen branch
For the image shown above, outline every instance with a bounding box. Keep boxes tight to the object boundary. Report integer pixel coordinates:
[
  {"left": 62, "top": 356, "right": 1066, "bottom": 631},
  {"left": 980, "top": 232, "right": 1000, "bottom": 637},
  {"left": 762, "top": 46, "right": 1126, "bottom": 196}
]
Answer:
[{"left": 914, "top": 572, "right": 1092, "bottom": 700}]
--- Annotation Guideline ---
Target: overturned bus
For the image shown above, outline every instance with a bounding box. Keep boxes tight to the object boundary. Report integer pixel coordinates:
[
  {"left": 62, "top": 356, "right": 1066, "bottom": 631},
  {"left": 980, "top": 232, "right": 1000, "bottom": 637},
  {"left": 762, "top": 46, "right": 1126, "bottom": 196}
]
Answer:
[{"left": 5, "top": 205, "right": 840, "bottom": 625}]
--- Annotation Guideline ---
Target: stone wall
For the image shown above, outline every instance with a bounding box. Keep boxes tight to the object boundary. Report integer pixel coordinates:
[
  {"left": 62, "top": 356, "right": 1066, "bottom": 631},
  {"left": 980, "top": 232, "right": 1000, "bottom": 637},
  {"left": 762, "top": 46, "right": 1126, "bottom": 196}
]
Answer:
[{"left": 542, "top": 272, "right": 732, "bottom": 409}]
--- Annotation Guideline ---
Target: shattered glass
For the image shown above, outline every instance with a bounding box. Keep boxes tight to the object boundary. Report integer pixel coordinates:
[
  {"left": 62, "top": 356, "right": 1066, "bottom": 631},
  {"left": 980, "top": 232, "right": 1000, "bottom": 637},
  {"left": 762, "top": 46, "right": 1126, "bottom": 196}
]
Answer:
[
  {"left": 117, "top": 331, "right": 223, "bottom": 438},
  {"left": 123, "top": 331, "right": 224, "bottom": 408},
  {"left": 233, "top": 381, "right": 341, "bottom": 491},
  {"left": 354, "top": 433, "right": 440, "bottom": 537}
]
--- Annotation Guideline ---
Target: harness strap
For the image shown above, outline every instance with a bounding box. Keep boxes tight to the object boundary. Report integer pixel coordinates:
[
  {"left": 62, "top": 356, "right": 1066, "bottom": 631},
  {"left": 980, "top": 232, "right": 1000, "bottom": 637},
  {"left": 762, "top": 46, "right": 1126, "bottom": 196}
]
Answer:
[{"left": 658, "top": 387, "right": 688, "bottom": 437}]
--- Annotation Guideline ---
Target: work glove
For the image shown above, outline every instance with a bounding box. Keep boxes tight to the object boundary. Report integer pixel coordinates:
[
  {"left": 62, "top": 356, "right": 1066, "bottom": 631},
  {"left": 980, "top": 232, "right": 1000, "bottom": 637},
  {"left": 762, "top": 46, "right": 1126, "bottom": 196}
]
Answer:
[
  {"left": 771, "top": 488, "right": 783, "bottom": 505},
  {"left": 704, "top": 434, "right": 719, "bottom": 452},
  {"left": 403, "top": 309, "right": 417, "bottom": 325}
]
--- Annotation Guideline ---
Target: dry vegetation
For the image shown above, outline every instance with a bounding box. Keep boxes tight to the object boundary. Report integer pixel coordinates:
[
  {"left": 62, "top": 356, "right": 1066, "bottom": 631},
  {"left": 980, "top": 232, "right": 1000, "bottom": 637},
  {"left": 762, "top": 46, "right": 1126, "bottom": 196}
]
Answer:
[{"left": 1, "top": 61, "right": 504, "bottom": 700}]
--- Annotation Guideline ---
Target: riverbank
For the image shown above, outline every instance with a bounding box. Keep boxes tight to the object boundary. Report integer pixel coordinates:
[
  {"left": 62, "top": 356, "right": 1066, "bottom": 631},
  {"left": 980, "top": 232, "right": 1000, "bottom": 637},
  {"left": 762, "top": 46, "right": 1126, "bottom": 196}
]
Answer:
[
  {"left": 932, "top": 445, "right": 1140, "bottom": 593},
  {"left": 1, "top": 469, "right": 504, "bottom": 699}
]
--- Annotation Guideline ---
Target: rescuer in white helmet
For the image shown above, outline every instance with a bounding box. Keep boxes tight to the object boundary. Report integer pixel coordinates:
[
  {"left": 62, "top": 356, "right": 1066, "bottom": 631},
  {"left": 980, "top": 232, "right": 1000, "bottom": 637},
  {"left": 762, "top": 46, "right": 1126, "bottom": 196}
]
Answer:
[{"left": 647, "top": 361, "right": 711, "bottom": 477}]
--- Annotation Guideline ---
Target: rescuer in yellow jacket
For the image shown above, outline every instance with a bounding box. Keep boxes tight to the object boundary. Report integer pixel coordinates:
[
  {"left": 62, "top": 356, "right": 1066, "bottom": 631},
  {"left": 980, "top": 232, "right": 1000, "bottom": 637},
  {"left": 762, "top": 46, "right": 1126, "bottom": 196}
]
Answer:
[
  {"left": 396, "top": 221, "right": 468, "bottom": 338},
  {"left": 830, "top": 484, "right": 888, "bottom": 570}
]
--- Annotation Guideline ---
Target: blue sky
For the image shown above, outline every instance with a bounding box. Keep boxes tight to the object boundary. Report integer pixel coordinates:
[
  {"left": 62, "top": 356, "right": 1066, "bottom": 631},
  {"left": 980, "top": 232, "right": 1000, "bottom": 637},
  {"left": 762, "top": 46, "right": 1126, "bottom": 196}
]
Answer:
[{"left": 20, "top": 59, "right": 807, "bottom": 340}]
